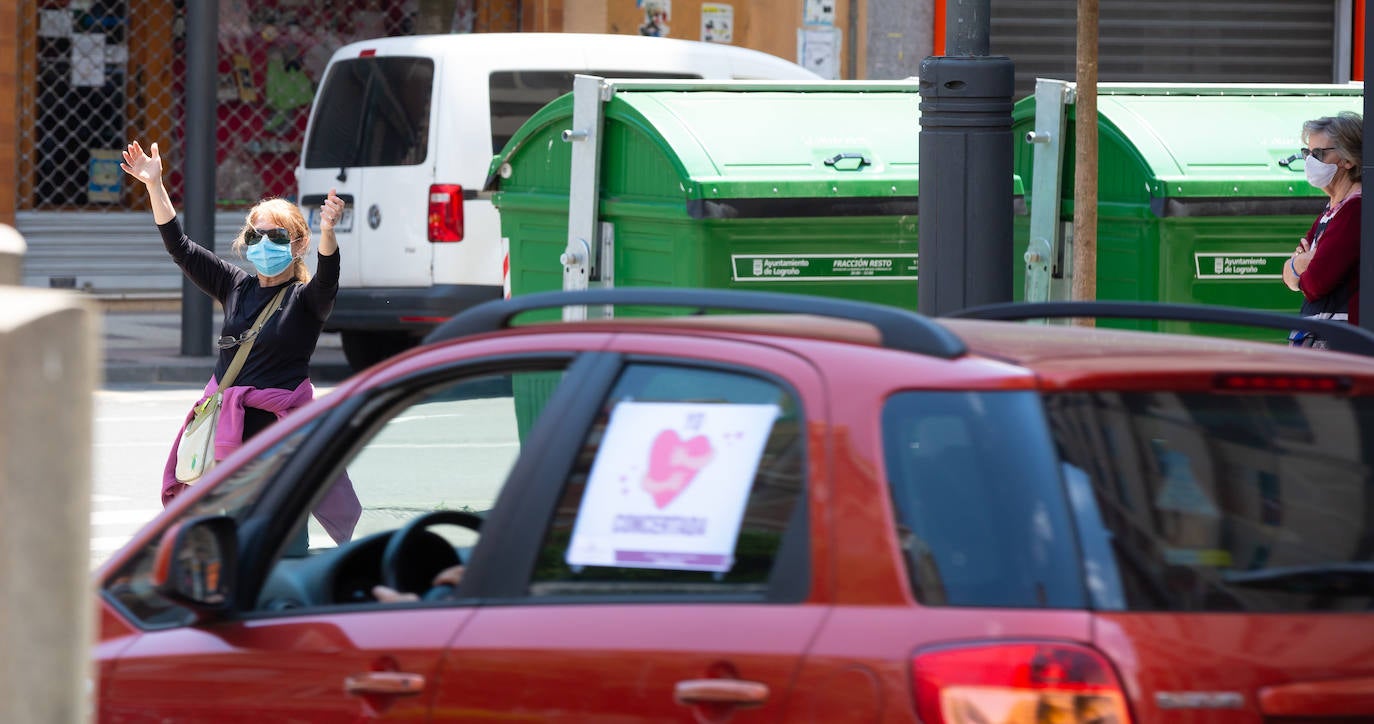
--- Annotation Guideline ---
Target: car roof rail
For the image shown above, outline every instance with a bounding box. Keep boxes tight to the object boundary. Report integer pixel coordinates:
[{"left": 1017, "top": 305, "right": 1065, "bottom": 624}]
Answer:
[
  {"left": 424, "top": 287, "right": 968, "bottom": 359},
  {"left": 947, "top": 300, "right": 1374, "bottom": 357}
]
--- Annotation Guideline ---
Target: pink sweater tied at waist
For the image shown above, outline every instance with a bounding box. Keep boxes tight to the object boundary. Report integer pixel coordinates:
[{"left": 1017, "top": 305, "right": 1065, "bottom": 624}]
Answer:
[{"left": 161, "top": 378, "right": 361, "bottom": 545}]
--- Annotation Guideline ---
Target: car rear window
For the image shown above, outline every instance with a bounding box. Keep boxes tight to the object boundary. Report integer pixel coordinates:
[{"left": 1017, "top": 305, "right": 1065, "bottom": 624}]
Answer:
[
  {"left": 1047, "top": 390, "right": 1374, "bottom": 612},
  {"left": 489, "top": 70, "right": 699, "bottom": 153},
  {"left": 304, "top": 56, "right": 434, "bottom": 169},
  {"left": 882, "top": 391, "right": 1086, "bottom": 609}
]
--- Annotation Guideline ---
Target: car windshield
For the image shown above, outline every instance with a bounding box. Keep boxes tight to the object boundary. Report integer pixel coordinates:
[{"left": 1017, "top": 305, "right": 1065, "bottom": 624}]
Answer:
[{"left": 1046, "top": 390, "right": 1374, "bottom": 612}]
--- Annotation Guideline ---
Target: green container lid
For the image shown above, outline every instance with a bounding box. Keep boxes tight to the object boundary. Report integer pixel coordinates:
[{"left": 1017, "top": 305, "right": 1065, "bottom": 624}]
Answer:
[
  {"left": 1075, "top": 83, "right": 1362, "bottom": 200},
  {"left": 490, "top": 80, "right": 1026, "bottom": 206}
]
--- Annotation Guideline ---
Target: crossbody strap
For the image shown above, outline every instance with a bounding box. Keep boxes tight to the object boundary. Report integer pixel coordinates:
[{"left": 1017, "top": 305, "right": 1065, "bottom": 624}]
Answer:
[{"left": 214, "top": 285, "right": 291, "bottom": 395}]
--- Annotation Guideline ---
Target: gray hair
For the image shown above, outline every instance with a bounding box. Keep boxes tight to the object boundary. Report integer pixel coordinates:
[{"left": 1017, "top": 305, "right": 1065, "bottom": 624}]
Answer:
[{"left": 1303, "top": 111, "right": 1363, "bottom": 182}]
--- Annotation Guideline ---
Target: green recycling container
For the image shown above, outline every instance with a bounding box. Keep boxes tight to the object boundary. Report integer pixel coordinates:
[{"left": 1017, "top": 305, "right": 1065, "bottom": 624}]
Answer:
[
  {"left": 1012, "top": 82, "right": 1364, "bottom": 341},
  {"left": 488, "top": 80, "right": 1025, "bottom": 323}
]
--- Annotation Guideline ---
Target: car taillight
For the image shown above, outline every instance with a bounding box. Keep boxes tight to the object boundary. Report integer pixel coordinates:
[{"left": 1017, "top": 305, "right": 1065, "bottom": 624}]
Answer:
[
  {"left": 912, "top": 642, "right": 1133, "bottom": 724},
  {"left": 428, "top": 184, "right": 464, "bottom": 242}
]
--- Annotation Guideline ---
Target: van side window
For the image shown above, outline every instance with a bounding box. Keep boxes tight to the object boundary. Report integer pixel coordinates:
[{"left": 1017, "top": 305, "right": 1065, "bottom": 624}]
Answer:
[
  {"left": 305, "top": 57, "right": 434, "bottom": 168},
  {"left": 489, "top": 70, "right": 698, "bottom": 153}
]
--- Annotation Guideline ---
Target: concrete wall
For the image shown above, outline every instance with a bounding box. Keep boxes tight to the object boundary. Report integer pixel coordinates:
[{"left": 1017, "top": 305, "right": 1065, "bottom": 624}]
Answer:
[{"left": 0, "top": 223, "right": 98, "bottom": 723}]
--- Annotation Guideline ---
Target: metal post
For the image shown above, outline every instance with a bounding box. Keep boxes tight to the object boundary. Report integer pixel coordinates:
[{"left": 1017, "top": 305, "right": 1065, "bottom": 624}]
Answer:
[
  {"left": 182, "top": 0, "right": 217, "bottom": 356},
  {"left": 944, "top": 0, "right": 990, "bottom": 56},
  {"left": 917, "top": 0, "right": 1014, "bottom": 316},
  {"left": 1362, "top": 0, "right": 1373, "bottom": 331}
]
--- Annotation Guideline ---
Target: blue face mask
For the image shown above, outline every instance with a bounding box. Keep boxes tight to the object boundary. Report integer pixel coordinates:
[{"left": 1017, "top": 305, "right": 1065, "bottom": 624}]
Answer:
[{"left": 246, "top": 239, "right": 296, "bottom": 276}]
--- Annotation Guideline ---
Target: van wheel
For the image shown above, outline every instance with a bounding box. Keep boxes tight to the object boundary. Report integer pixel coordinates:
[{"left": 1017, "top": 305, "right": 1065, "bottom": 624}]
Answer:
[{"left": 341, "top": 331, "right": 417, "bottom": 372}]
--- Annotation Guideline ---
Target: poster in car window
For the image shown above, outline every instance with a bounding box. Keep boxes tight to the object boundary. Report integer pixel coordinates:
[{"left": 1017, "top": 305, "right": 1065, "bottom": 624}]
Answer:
[{"left": 566, "top": 401, "right": 779, "bottom": 572}]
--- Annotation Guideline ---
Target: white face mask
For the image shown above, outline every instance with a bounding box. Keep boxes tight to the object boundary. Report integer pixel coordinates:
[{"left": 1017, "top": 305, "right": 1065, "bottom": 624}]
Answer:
[{"left": 1305, "top": 153, "right": 1339, "bottom": 189}]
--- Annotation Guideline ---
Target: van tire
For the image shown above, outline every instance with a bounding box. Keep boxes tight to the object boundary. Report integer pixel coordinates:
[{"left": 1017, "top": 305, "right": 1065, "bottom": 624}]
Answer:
[{"left": 341, "top": 331, "right": 418, "bottom": 372}]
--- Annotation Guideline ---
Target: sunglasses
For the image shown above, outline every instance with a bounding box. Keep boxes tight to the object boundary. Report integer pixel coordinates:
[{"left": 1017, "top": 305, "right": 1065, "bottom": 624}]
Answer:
[
  {"left": 1300, "top": 147, "right": 1338, "bottom": 162},
  {"left": 216, "top": 327, "right": 260, "bottom": 350},
  {"left": 244, "top": 226, "right": 294, "bottom": 246}
]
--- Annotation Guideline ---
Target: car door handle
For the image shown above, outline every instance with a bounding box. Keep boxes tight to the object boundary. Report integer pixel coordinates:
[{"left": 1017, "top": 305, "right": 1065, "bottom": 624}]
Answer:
[
  {"left": 1259, "top": 676, "right": 1374, "bottom": 716},
  {"left": 674, "top": 679, "right": 769, "bottom": 707},
  {"left": 344, "top": 671, "right": 427, "bottom": 697}
]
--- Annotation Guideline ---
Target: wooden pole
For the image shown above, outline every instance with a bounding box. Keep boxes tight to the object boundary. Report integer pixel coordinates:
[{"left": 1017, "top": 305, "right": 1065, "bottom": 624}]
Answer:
[{"left": 1073, "top": 0, "right": 1099, "bottom": 317}]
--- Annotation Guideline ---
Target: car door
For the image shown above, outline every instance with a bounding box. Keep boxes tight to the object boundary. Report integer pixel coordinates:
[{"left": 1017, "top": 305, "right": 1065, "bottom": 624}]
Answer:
[
  {"left": 98, "top": 355, "right": 585, "bottom": 722},
  {"left": 440, "top": 339, "right": 830, "bottom": 721}
]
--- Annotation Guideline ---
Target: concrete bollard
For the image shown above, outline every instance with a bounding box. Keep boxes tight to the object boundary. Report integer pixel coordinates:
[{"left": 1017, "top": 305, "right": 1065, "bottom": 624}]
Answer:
[
  {"left": 0, "top": 223, "right": 99, "bottom": 723},
  {"left": 0, "top": 223, "right": 24, "bottom": 286}
]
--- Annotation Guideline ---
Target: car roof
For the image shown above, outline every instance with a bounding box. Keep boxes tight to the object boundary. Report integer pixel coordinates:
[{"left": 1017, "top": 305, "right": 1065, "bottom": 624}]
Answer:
[{"left": 418, "top": 289, "right": 1374, "bottom": 389}]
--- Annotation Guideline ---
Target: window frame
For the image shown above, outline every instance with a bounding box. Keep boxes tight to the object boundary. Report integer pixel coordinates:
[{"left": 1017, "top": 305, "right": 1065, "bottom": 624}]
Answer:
[{"left": 470, "top": 353, "right": 813, "bottom": 607}]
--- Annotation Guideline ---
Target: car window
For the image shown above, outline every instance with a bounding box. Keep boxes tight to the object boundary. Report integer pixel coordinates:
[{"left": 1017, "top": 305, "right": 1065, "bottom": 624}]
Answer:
[
  {"left": 256, "top": 368, "right": 567, "bottom": 611},
  {"left": 103, "top": 418, "right": 321, "bottom": 629},
  {"left": 488, "top": 70, "right": 699, "bottom": 153},
  {"left": 305, "top": 56, "right": 433, "bottom": 168},
  {"left": 881, "top": 391, "right": 1085, "bottom": 609},
  {"left": 529, "top": 363, "right": 807, "bottom": 600},
  {"left": 1047, "top": 390, "right": 1374, "bottom": 612}
]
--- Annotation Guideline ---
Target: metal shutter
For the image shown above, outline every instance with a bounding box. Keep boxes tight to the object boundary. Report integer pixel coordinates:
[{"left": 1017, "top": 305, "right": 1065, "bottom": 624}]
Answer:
[{"left": 991, "top": 0, "right": 1338, "bottom": 99}]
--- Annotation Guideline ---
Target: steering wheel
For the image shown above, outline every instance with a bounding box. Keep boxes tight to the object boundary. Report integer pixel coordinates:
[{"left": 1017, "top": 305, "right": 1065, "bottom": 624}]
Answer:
[{"left": 380, "top": 510, "right": 483, "bottom": 598}]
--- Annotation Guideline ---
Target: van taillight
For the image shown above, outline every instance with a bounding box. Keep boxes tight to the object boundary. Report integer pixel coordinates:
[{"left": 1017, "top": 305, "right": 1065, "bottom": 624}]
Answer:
[
  {"left": 912, "top": 642, "right": 1132, "bottom": 724},
  {"left": 428, "top": 184, "right": 463, "bottom": 242}
]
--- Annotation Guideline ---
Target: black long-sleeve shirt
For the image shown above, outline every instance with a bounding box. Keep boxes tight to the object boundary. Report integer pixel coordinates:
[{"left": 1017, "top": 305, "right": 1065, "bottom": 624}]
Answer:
[{"left": 159, "top": 218, "right": 340, "bottom": 390}]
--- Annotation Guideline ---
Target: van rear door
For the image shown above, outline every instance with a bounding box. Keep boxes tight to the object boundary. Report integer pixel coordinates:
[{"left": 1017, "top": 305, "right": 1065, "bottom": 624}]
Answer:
[
  {"left": 302, "top": 54, "right": 436, "bottom": 289},
  {"left": 1047, "top": 388, "right": 1374, "bottom": 722}
]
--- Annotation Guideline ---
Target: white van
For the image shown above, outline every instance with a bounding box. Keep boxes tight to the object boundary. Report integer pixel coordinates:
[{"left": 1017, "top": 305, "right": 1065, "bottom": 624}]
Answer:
[{"left": 297, "top": 33, "right": 820, "bottom": 370}]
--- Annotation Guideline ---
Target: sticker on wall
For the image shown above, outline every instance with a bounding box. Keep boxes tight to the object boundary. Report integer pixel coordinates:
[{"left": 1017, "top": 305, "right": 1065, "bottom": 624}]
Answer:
[
  {"left": 637, "top": 0, "right": 671, "bottom": 37},
  {"left": 701, "top": 4, "right": 734, "bottom": 43},
  {"left": 804, "top": 0, "right": 836, "bottom": 25},
  {"left": 87, "top": 149, "right": 123, "bottom": 203},
  {"left": 798, "top": 25, "right": 841, "bottom": 79}
]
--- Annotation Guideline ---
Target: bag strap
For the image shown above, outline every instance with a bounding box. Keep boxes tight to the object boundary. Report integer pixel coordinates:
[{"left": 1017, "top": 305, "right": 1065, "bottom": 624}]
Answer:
[{"left": 213, "top": 284, "right": 292, "bottom": 395}]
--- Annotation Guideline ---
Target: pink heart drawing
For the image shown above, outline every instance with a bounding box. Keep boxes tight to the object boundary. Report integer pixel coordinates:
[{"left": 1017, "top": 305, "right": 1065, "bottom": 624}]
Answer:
[{"left": 642, "top": 429, "right": 714, "bottom": 509}]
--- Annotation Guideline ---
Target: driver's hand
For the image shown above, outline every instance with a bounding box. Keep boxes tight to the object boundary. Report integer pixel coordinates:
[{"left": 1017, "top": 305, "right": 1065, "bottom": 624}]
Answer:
[
  {"left": 371, "top": 585, "right": 419, "bottom": 603},
  {"left": 434, "top": 564, "right": 465, "bottom": 587},
  {"left": 372, "top": 564, "right": 465, "bottom": 603}
]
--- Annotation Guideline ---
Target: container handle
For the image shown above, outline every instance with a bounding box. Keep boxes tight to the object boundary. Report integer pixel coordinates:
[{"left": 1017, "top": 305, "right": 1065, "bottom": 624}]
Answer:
[{"left": 823, "top": 153, "right": 871, "bottom": 171}]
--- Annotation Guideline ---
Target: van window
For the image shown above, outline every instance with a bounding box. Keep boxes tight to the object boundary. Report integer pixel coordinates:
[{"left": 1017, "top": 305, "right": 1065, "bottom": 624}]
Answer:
[
  {"left": 489, "top": 70, "right": 698, "bottom": 153},
  {"left": 305, "top": 57, "right": 434, "bottom": 169}
]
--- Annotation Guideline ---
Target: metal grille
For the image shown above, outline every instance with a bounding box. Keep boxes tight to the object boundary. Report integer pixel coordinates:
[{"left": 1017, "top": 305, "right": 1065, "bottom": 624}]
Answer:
[
  {"left": 991, "top": 0, "right": 1339, "bottom": 99},
  {"left": 16, "top": 0, "right": 521, "bottom": 214}
]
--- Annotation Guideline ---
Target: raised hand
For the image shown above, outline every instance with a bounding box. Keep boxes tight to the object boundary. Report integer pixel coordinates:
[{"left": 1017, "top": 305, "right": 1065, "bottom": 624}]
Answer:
[
  {"left": 120, "top": 141, "right": 163, "bottom": 187},
  {"left": 319, "top": 188, "right": 344, "bottom": 234}
]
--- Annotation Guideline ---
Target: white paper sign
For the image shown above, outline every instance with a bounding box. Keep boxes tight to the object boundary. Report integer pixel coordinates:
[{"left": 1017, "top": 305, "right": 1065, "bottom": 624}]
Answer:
[
  {"left": 804, "top": 0, "right": 836, "bottom": 25},
  {"left": 798, "top": 26, "right": 840, "bottom": 79},
  {"left": 566, "top": 401, "right": 779, "bottom": 572},
  {"left": 39, "top": 9, "right": 72, "bottom": 38},
  {"left": 701, "top": 3, "right": 733, "bottom": 43},
  {"left": 71, "top": 33, "right": 106, "bottom": 87}
]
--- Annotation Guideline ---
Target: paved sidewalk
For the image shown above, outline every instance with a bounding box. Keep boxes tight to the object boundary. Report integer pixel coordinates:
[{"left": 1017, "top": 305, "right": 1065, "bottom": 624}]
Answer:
[{"left": 101, "top": 303, "right": 351, "bottom": 386}]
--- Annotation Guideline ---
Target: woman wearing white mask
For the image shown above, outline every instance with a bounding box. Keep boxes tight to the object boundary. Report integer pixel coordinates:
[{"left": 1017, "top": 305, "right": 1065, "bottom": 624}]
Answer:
[
  {"left": 121, "top": 140, "right": 360, "bottom": 544},
  {"left": 1282, "top": 112, "right": 1363, "bottom": 347}
]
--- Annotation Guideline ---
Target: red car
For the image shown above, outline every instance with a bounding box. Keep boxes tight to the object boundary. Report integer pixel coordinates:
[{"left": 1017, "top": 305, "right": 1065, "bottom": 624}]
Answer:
[{"left": 96, "top": 288, "right": 1374, "bottom": 722}]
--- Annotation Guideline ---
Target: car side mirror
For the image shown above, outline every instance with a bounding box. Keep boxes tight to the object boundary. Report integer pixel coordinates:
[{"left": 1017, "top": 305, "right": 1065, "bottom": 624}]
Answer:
[{"left": 150, "top": 514, "right": 238, "bottom": 617}]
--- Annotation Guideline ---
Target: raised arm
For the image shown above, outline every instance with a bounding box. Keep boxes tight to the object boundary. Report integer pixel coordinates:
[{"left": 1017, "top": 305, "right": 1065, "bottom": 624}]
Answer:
[
  {"left": 317, "top": 188, "right": 343, "bottom": 256},
  {"left": 120, "top": 141, "right": 176, "bottom": 225}
]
